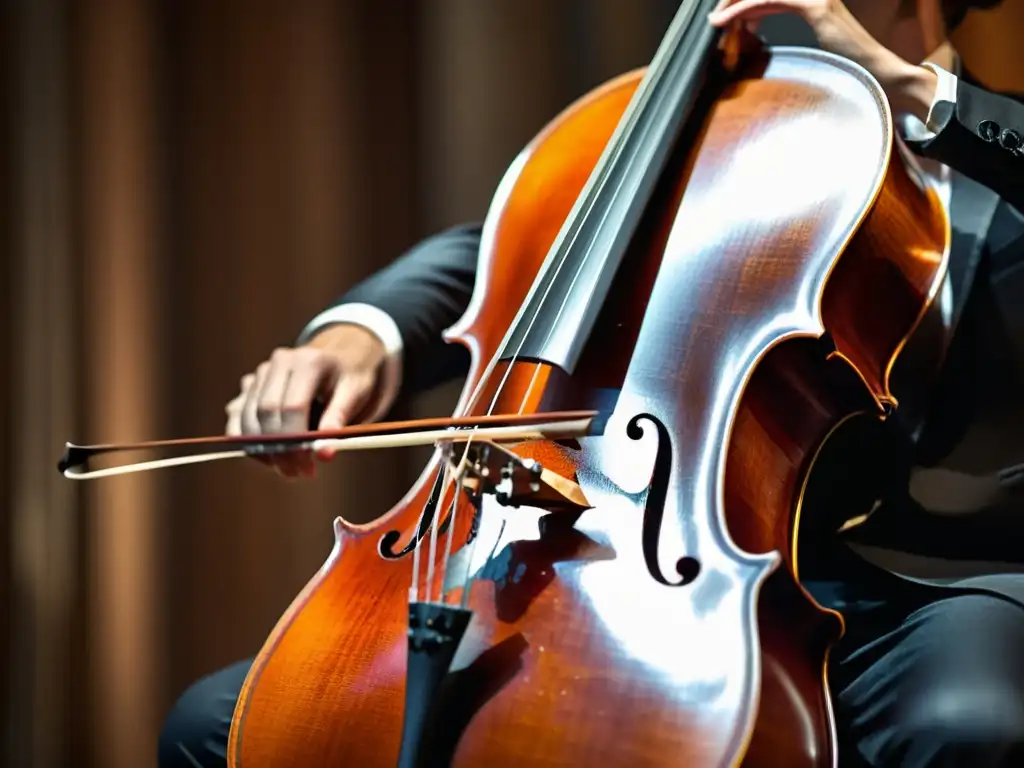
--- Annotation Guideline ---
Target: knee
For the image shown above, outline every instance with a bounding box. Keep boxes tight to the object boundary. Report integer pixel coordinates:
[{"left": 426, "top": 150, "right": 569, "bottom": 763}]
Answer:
[
  {"left": 844, "top": 594, "right": 1024, "bottom": 766},
  {"left": 895, "top": 685, "right": 1024, "bottom": 763},
  {"left": 157, "top": 659, "right": 251, "bottom": 768},
  {"left": 158, "top": 684, "right": 229, "bottom": 768}
]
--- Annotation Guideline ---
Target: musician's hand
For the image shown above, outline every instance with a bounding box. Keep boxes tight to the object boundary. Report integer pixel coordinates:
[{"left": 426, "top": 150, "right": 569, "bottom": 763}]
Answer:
[
  {"left": 225, "top": 324, "right": 387, "bottom": 478},
  {"left": 707, "top": 0, "right": 939, "bottom": 124}
]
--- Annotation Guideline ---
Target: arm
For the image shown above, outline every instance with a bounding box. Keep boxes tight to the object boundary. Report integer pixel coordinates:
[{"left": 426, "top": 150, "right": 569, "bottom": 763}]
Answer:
[
  {"left": 903, "top": 71, "right": 1024, "bottom": 212},
  {"left": 298, "top": 223, "right": 482, "bottom": 418}
]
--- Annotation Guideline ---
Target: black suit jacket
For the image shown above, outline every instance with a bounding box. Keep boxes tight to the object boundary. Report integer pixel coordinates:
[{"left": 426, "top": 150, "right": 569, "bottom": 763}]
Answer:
[{"left": 337, "top": 223, "right": 480, "bottom": 401}]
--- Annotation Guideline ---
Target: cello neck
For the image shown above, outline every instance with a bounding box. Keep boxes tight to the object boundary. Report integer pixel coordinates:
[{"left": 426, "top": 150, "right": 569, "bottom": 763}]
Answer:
[{"left": 497, "top": 0, "right": 726, "bottom": 374}]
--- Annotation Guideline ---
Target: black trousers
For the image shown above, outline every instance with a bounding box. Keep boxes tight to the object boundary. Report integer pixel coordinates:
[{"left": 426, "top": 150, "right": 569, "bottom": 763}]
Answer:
[{"left": 158, "top": 579, "right": 1024, "bottom": 767}]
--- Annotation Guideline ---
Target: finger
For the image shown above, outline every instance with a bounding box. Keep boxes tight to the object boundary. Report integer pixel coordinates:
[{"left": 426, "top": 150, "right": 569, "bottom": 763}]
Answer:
[
  {"left": 280, "top": 355, "right": 335, "bottom": 435},
  {"left": 225, "top": 375, "right": 278, "bottom": 470},
  {"left": 224, "top": 393, "right": 245, "bottom": 436},
  {"left": 276, "top": 360, "right": 336, "bottom": 479},
  {"left": 240, "top": 363, "right": 270, "bottom": 435},
  {"left": 319, "top": 374, "right": 372, "bottom": 431},
  {"left": 224, "top": 374, "right": 255, "bottom": 437},
  {"left": 227, "top": 412, "right": 276, "bottom": 470},
  {"left": 240, "top": 364, "right": 300, "bottom": 475},
  {"left": 226, "top": 367, "right": 303, "bottom": 477},
  {"left": 261, "top": 351, "right": 339, "bottom": 479},
  {"left": 257, "top": 398, "right": 311, "bottom": 479},
  {"left": 255, "top": 349, "right": 298, "bottom": 435},
  {"left": 316, "top": 374, "right": 374, "bottom": 461}
]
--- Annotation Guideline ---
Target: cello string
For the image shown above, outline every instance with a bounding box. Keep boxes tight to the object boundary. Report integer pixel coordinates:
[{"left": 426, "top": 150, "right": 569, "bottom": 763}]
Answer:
[
  {"left": 423, "top": 460, "right": 452, "bottom": 605},
  {"left": 411, "top": 238, "right": 589, "bottom": 602},
  {"left": 438, "top": 466, "right": 466, "bottom": 604},
  {"left": 411, "top": 450, "right": 453, "bottom": 603},
  {"left": 413, "top": 8, "right": 680, "bottom": 604},
  {"left": 475, "top": 19, "right": 689, "bottom": 596},
  {"left": 409, "top": 478, "right": 425, "bottom": 602},
  {"left": 432, "top": 442, "right": 458, "bottom": 605},
  {"left": 443, "top": 87, "right": 671, "bottom": 597},
  {"left": 420, "top": 102, "right": 656, "bottom": 605}
]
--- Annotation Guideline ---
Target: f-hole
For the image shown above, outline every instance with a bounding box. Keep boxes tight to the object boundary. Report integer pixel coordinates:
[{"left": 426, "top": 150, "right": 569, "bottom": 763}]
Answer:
[{"left": 627, "top": 413, "right": 701, "bottom": 587}]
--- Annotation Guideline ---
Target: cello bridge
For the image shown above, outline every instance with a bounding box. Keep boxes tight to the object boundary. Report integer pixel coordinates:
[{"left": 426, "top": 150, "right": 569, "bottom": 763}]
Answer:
[{"left": 444, "top": 440, "right": 590, "bottom": 511}]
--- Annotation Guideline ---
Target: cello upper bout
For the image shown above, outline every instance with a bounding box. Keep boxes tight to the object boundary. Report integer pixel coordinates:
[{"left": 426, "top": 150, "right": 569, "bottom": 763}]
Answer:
[{"left": 444, "top": 69, "right": 649, "bottom": 362}]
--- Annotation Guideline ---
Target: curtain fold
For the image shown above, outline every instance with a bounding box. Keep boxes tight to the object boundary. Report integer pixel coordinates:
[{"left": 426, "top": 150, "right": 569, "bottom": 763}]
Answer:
[
  {"left": 7, "top": 1, "right": 81, "bottom": 766},
  {"left": 953, "top": 2, "right": 1024, "bottom": 91}
]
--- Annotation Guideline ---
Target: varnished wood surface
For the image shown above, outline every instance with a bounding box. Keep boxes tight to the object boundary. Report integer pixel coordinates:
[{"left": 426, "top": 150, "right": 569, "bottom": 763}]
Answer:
[{"left": 228, "top": 46, "right": 947, "bottom": 768}]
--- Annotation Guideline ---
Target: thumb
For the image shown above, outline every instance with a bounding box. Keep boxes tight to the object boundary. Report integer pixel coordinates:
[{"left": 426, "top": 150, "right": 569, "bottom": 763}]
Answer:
[{"left": 315, "top": 375, "right": 374, "bottom": 460}]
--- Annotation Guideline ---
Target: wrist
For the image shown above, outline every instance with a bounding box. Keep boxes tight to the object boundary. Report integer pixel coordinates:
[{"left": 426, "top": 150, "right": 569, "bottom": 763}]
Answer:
[{"left": 879, "top": 59, "right": 939, "bottom": 125}]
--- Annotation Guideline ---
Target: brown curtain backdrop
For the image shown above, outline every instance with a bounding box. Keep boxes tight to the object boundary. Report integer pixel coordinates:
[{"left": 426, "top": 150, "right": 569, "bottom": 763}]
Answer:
[
  {"left": 1, "top": 1, "right": 1019, "bottom": 767},
  {"left": 955, "top": 0, "right": 1024, "bottom": 91},
  {"left": 0, "top": 0, "right": 14, "bottom": 761}
]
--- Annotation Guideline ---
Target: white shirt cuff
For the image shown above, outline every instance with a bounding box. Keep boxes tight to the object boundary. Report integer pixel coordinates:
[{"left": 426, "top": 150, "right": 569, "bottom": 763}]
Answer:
[
  {"left": 902, "top": 63, "right": 958, "bottom": 141},
  {"left": 297, "top": 303, "right": 404, "bottom": 424}
]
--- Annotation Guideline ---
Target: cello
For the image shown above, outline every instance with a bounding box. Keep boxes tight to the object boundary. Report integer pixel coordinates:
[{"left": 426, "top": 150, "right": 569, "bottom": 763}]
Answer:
[{"left": 59, "top": 0, "right": 951, "bottom": 764}]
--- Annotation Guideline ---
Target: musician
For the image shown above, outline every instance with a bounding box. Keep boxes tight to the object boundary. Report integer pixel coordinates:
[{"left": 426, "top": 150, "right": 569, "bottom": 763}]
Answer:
[{"left": 158, "top": 0, "right": 1024, "bottom": 766}]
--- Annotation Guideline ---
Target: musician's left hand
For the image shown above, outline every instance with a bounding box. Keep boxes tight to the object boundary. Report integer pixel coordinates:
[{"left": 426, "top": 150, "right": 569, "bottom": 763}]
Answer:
[{"left": 708, "top": 0, "right": 938, "bottom": 124}]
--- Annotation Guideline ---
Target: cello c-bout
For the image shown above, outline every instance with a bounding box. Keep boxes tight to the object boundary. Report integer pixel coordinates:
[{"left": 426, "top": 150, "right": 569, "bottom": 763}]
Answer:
[{"left": 226, "top": 10, "right": 949, "bottom": 768}]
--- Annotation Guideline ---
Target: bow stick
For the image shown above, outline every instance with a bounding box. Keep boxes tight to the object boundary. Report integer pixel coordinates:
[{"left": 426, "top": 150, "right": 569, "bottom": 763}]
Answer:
[{"left": 58, "top": 410, "right": 602, "bottom": 480}]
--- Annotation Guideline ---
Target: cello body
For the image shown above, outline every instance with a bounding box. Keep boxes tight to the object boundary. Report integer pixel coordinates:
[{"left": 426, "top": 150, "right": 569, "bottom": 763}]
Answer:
[{"left": 228, "top": 46, "right": 948, "bottom": 767}]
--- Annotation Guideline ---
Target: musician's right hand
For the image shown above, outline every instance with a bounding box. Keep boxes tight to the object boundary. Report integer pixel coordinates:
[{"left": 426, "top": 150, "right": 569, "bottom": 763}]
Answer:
[{"left": 225, "top": 324, "right": 388, "bottom": 478}]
